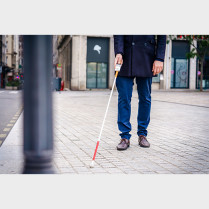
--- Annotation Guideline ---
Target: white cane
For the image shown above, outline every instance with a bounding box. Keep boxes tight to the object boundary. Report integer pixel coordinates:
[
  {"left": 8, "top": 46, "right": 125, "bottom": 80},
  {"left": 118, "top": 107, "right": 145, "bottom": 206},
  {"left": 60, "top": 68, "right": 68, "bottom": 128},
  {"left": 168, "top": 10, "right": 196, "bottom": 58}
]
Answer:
[{"left": 90, "top": 63, "right": 121, "bottom": 168}]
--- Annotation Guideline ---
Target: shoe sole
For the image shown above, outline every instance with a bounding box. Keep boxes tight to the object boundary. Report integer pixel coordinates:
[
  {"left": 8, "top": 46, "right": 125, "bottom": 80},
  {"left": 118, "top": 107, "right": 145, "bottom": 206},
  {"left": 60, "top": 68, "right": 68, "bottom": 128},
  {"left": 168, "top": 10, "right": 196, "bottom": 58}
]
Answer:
[
  {"left": 117, "top": 145, "right": 130, "bottom": 151},
  {"left": 139, "top": 144, "right": 150, "bottom": 148}
]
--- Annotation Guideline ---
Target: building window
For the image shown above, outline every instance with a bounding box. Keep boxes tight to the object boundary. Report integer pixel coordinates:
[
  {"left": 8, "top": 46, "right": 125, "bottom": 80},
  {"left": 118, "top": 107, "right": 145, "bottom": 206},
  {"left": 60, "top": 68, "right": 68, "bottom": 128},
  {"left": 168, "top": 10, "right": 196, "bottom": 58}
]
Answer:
[
  {"left": 196, "top": 58, "right": 209, "bottom": 89},
  {"left": 196, "top": 43, "right": 209, "bottom": 89},
  {"left": 171, "top": 40, "right": 190, "bottom": 88},
  {"left": 87, "top": 62, "right": 108, "bottom": 88}
]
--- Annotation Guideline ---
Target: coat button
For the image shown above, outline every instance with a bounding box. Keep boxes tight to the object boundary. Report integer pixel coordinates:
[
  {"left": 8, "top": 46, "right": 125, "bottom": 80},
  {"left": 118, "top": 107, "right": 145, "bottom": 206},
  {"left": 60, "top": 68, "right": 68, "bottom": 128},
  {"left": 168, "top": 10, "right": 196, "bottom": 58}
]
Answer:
[{"left": 132, "top": 42, "right": 135, "bottom": 46}]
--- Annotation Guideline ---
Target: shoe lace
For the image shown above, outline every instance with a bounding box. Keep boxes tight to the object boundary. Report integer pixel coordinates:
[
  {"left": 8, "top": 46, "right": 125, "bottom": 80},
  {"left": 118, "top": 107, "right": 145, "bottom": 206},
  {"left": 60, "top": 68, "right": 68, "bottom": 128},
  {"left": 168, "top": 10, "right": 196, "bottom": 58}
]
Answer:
[
  {"left": 119, "top": 138, "right": 127, "bottom": 144},
  {"left": 139, "top": 135, "right": 146, "bottom": 141}
]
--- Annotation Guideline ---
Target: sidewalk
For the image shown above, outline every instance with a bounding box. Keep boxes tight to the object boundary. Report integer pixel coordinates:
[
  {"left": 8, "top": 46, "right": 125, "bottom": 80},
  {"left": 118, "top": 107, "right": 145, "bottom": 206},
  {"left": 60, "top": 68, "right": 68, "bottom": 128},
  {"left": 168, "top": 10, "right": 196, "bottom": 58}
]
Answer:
[
  {"left": 0, "top": 113, "right": 23, "bottom": 174},
  {"left": 0, "top": 90, "right": 209, "bottom": 174}
]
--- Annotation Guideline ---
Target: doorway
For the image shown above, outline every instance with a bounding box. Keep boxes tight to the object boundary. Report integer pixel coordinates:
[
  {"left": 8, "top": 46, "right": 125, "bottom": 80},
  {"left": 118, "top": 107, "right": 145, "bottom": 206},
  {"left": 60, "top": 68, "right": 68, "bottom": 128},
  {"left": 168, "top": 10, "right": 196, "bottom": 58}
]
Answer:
[
  {"left": 171, "top": 41, "right": 190, "bottom": 88},
  {"left": 86, "top": 37, "right": 109, "bottom": 89}
]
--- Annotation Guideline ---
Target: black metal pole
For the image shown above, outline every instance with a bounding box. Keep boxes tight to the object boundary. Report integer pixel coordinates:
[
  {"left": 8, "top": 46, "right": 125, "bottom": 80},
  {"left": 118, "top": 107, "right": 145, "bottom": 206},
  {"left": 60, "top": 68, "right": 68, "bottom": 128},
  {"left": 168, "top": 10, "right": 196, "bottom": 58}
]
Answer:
[{"left": 23, "top": 35, "right": 54, "bottom": 174}]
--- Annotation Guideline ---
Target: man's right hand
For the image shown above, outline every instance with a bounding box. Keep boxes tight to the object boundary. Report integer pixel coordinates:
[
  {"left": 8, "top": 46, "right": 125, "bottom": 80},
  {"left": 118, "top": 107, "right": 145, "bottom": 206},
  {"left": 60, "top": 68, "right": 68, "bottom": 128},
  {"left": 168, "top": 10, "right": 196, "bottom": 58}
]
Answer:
[{"left": 114, "top": 54, "right": 123, "bottom": 69}]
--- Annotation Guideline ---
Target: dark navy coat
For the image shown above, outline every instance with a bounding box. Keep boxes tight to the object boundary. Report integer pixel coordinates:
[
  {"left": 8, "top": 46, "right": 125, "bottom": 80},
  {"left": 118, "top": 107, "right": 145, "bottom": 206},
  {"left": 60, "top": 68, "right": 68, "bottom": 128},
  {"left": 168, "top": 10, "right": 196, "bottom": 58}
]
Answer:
[{"left": 114, "top": 35, "right": 167, "bottom": 77}]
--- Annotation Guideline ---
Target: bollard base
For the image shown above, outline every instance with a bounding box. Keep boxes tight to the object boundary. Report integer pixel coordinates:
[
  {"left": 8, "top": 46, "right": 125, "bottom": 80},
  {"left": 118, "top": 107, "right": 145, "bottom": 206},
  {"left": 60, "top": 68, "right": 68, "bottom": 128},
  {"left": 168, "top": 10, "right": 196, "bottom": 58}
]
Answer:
[{"left": 23, "top": 155, "right": 54, "bottom": 174}]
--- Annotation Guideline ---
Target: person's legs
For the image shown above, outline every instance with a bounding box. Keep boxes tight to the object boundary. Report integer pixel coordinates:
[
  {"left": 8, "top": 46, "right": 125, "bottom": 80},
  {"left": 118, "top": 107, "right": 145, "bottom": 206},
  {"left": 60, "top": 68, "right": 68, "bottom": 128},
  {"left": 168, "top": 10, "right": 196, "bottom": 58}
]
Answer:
[
  {"left": 116, "top": 76, "right": 134, "bottom": 140},
  {"left": 136, "top": 77, "right": 152, "bottom": 137}
]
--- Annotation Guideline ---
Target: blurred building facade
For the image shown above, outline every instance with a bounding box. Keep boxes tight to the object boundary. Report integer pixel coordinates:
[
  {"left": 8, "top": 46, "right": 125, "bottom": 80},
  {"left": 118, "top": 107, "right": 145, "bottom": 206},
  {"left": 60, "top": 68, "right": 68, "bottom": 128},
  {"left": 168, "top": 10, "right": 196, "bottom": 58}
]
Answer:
[
  {"left": 53, "top": 35, "right": 209, "bottom": 91},
  {"left": 56, "top": 35, "right": 72, "bottom": 89},
  {"left": 163, "top": 38, "right": 209, "bottom": 90},
  {"left": 55, "top": 35, "right": 114, "bottom": 90},
  {"left": 18, "top": 35, "right": 24, "bottom": 74},
  {"left": 52, "top": 35, "right": 58, "bottom": 77},
  {"left": 0, "top": 35, "right": 7, "bottom": 88},
  {"left": 0, "top": 35, "right": 6, "bottom": 66},
  {"left": 5, "top": 35, "right": 16, "bottom": 69},
  {"left": 0, "top": 35, "right": 23, "bottom": 88}
]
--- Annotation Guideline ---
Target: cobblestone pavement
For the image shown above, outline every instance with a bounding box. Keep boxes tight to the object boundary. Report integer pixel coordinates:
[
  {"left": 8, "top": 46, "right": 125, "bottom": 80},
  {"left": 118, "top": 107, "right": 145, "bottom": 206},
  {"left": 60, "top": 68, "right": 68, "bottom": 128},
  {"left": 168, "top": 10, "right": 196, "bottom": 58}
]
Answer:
[
  {"left": 0, "top": 90, "right": 209, "bottom": 174},
  {"left": 53, "top": 90, "right": 209, "bottom": 174}
]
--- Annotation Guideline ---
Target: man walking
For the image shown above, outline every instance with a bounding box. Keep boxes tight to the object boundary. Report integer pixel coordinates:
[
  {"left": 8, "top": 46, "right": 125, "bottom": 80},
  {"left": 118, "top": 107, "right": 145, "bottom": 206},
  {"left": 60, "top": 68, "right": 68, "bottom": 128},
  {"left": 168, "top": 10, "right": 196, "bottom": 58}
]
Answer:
[{"left": 114, "top": 35, "right": 166, "bottom": 150}]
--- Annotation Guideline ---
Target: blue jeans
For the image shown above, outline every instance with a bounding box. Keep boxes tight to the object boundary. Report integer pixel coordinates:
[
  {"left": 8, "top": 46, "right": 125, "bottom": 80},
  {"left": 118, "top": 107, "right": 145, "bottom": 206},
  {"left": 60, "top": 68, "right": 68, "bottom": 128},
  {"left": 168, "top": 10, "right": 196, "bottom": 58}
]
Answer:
[{"left": 116, "top": 76, "right": 152, "bottom": 140}]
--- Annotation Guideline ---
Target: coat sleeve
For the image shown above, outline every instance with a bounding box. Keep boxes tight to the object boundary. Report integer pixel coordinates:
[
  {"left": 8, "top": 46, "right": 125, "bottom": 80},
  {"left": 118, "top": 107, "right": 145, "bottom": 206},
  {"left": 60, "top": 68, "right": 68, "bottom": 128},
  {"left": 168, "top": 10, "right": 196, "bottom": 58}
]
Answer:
[
  {"left": 156, "top": 35, "right": 167, "bottom": 61},
  {"left": 113, "top": 35, "right": 124, "bottom": 56}
]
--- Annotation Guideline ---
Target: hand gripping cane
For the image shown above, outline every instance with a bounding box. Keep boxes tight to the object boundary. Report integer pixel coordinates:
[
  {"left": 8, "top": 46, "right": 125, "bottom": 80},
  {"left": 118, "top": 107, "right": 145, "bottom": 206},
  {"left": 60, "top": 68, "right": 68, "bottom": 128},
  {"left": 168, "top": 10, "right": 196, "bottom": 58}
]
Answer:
[{"left": 90, "top": 63, "right": 121, "bottom": 168}]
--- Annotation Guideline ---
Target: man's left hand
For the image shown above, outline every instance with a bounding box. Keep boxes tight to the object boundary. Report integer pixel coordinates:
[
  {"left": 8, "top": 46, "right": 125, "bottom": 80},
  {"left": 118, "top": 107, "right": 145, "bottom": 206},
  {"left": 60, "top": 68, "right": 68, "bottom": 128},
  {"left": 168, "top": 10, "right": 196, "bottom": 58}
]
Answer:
[{"left": 152, "top": 60, "right": 164, "bottom": 76}]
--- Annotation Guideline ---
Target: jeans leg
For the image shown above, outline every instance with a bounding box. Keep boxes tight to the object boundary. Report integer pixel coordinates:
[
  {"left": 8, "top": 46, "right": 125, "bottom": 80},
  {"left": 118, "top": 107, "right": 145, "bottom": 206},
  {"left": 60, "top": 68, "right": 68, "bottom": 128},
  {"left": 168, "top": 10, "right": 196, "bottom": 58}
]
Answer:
[
  {"left": 136, "top": 77, "right": 152, "bottom": 137},
  {"left": 116, "top": 76, "right": 134, "bottom": 140}
]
